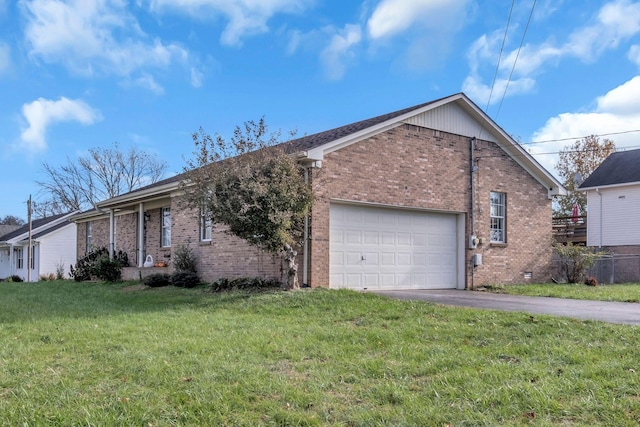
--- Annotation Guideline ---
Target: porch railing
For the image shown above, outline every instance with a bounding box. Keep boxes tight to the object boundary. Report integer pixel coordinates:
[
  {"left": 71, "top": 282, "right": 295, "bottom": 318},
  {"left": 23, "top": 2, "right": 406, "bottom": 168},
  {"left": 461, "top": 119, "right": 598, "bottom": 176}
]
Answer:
[{"left": 552, "top": 215, "right": 587, "bottom": 245}]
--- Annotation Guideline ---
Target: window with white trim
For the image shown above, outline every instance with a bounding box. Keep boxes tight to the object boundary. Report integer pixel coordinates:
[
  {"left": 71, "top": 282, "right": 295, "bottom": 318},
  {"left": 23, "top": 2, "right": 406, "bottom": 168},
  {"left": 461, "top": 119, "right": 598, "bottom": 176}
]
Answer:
[
  {"left": 86, "top": 221, "right": 93, "bottom": 253},
  {"left": 490, "top": 191, "right": 506, "bottom": 243},
  {"left": 15, "top": 247, "right": 23, "bottom": 269},
  {"left": 200, "top": 210, "right": 212, "bottom": 242},
  {"left": 161, "top": 207, "right": 171, "bottom": 247}
]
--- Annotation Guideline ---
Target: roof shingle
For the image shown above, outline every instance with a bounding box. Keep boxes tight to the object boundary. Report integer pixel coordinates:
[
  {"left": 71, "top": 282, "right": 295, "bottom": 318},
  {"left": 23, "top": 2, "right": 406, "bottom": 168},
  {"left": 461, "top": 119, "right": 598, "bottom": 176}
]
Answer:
[{"left": 580, "top": 149, "right": 640, "bottom": 188}]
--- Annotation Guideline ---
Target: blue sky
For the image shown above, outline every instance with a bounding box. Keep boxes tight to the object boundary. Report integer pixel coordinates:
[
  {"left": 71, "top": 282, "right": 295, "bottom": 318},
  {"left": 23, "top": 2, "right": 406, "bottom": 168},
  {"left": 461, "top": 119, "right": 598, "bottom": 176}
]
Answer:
[{"left": 1, "top": 0, "right": 640, "bottom": 219}]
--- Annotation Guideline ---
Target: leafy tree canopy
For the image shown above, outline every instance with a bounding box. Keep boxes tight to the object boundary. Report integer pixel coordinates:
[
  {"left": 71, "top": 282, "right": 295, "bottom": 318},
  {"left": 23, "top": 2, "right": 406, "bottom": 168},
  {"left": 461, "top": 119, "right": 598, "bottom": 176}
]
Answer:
[
  {"left": 555, "top": 135, "right": 615, "bottom": 217},
  {"left": 183, "top": 119, "right": 313, "bottom": 289}
]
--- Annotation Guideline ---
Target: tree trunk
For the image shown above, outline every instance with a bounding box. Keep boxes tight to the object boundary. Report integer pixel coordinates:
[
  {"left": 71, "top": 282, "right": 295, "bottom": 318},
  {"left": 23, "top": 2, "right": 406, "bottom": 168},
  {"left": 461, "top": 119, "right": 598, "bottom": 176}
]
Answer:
[{"left": 283, "top": 244, "right": 299, "bottom": 290}]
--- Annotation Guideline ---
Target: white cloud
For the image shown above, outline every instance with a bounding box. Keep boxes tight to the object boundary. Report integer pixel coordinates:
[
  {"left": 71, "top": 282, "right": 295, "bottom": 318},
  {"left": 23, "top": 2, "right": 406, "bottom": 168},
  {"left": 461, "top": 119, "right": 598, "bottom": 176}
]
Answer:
[
  {"left": 20, "top": 97, "right": 101, "bottom": 153},
  {"left": 367, "top": 0, "right": 470, "bottom": 40},
  {"left": 320, "top": 24, "right": 362, "bottom": 80},
  {"left": 190, "top": 67, "right": 204, "bottom": 88},
  {"left": 149, "top": 0, "right": 311, "bottom": 46},
  {"left": 629, "top": 44, "right": 640, "bottom": 66},
  {"left": 133, "top": 74, "right": 165, "bottom": 94},
  {"left": 462, "top": 75, "right": 535, "bottom": 107},
  {"left": 21, "top": 0, "right": 191, "bottom": 84},
  {"left": 0, "top": 42, "right": 9, "bottom": 75},
  {"left": 530, "top": 76, "right": 640, "bottom": 174},
  {"left": 466, "top": 0, "right": 640, "bottom": 106}
]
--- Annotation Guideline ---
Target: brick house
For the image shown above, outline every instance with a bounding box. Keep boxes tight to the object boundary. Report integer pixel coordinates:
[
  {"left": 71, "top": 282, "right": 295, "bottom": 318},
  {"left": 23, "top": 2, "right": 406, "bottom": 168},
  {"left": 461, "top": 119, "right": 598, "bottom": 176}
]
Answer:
[{"left": 71, "top": 93, "right": 564, "bottom": 289}]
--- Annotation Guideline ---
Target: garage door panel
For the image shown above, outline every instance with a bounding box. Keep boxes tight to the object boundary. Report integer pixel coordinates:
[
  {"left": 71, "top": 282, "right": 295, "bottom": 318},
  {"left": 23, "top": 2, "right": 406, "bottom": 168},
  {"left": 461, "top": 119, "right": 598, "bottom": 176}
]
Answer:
[
  {"left": 397, "top": 233, "right": 411, "bottom": 246},
  {"left": 381, "top": 232, "right": 395, "bottom": 245},
  {"left": 330, "top": 204, "right": 459, "bottom": 290},
  {"left": 345, "top": 252, "right": 362, "bottom": 266},
  {"left": 397, "top": 253, "right": 412, "bottom": 265},
  {"left": 380, "top": 253, "right": 395, "bottom": 266}
]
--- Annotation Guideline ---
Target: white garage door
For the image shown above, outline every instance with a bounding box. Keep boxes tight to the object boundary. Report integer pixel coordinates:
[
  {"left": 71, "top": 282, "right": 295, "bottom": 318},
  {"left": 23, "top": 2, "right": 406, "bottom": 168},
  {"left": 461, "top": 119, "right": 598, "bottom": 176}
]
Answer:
[{"left": 330, "top": 203, "right": 460, "bottom": 290}]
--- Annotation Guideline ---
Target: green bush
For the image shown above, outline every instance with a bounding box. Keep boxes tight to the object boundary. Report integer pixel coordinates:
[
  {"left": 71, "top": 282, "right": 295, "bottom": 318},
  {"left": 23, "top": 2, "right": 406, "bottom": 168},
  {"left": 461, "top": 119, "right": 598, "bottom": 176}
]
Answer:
[
  {"left": 10, "top": 275, "right": 23, "bottom": 283},
  {"left": 211, "top": 277, "right": 281, "bottom": 292},
  {"left": 173, "top": 245, "right": 197, "bottom": 273},
  {"left": 170, "top": 271, "right": 201, "bottom": 288},
  {"left": 70, "top": 247, "right": 128, "bottom": 282},
  {"left": 143, "top": 273, "right": 171, "bottom": 288},
  {"left": 553, "top": 242, "right": 606, "bottom": 283},
  {"left": 94, "top": 257, "right": 122, "bottom": 282}
]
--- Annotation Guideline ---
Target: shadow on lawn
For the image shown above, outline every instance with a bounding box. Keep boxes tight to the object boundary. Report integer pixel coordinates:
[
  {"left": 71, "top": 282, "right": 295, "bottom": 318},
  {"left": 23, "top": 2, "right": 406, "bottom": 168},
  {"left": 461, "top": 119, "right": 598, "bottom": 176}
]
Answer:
[{"left": 0, "top": 280, "right": 275, "bottom": 323}]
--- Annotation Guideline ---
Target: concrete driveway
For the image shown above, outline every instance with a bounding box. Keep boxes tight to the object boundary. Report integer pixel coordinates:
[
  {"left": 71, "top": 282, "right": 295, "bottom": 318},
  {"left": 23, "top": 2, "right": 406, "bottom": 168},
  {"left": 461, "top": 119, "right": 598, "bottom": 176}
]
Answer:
[{"left": 370, "top": 289, "right": 640, "bottom": 326}]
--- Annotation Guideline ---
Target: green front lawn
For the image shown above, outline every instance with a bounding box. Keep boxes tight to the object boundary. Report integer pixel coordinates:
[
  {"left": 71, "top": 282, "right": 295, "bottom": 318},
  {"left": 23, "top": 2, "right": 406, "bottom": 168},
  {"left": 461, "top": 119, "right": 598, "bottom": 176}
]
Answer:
[
  {"left": 1, "top": 281, "right": 639, "bottom": 426},
  {"left": 485, "top": 283, "right": 640, "bottom": 302}
]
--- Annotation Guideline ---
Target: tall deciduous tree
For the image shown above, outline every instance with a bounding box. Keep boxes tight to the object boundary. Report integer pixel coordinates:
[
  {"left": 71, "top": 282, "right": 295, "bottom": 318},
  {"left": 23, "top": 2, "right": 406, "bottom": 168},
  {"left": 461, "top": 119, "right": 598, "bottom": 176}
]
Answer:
[
  {"left": 555, "top": 135, "right": 615, "bottom": 217},
  {"left": 183, "top": 119, "right": 313, "bottom": 290},
  {"left": 36, "top": 142, "right": 168, "bottom": 216}
]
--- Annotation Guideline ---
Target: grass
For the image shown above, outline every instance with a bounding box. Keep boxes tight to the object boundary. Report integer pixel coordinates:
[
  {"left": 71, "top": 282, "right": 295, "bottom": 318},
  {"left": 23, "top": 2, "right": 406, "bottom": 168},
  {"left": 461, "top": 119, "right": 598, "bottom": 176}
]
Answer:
[
  {"left": 485, "top": 282, "right": 640, "bottom": 303},
  {"left": 0, "top": 280, "right": 639, "bottom": 426}
]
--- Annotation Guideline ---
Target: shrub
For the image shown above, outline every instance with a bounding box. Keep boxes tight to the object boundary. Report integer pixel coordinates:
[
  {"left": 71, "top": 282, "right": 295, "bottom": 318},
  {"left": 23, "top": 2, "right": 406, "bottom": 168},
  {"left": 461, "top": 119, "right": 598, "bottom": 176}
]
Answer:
[
  {"left": 55, "top": 260, "right": 66, "bottom": 280},
  {"left": 211, "top": 277, "right": 281, "bottom": 292},
  {"left": 173, "top": 245, "right": 197, "bottom": 273},
  {"left": 94, "top": 257, "right": 122, "bottom": 282},
  {"left": 10, "top": 275, "right": 23, "bottom": 283},
  {"left": 143, "top": 273, "right": 171, "bottom": 288},
  {"left": 553, "top": 243, "right": 605, "bottom": 284},
  {"left": 170, "top": 271, "right": 201, "bottom": 288},
  {"left": 70, "top": 247, "right": 126, "bottom": 282}
]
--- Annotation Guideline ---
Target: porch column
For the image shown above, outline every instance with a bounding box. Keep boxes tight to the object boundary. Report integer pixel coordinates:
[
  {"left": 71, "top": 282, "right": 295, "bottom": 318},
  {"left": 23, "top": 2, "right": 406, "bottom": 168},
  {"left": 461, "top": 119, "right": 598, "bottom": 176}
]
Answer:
[
  {"left": 109, "top": 209, "right": 115, "bottom": 260},
  {"left": 8, "top": 243, "right": 13, "bottom": 277},
  {"left": 137, "top": 202, "right": 144, "bottom": 267}
]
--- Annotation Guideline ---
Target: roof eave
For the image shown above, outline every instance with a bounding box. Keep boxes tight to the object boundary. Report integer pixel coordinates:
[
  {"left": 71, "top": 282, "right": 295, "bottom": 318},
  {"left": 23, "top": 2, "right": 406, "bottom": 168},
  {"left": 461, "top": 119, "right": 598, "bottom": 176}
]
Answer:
[{"left": 96, "top": 181, "right": 181, "bottom": 209}]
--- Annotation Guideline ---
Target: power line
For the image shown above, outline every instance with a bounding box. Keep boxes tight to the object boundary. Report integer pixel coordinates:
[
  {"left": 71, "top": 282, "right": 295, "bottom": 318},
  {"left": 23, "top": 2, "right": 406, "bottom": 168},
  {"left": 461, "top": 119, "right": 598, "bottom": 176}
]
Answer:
[
  {"left": 519, "top": 129, "right": 640, "bottom": 145},
  {"left": 475, "top": 144, "right": 640, "bottom": 160},
  {"left": 494, "top": 0, "right": 537, "bottom": 120},
  {"left": 485, "top": 1, "right": 515, "bottom": 112}
]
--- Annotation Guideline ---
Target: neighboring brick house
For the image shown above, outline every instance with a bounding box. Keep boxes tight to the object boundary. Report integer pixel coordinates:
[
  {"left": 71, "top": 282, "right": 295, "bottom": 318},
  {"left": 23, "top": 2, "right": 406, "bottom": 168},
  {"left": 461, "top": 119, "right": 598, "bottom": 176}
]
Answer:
[
  {"left": 579, "top": 148, "right": 640, "bottom": 255},
  {"left": 71, "top": 93, "right": 564, "bottom": 289}
]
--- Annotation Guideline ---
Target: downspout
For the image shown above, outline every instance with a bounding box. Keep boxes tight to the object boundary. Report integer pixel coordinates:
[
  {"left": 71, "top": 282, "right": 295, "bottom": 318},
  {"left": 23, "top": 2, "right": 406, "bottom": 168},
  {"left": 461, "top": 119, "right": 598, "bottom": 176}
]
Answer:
[
  {"left": 303, "top": 166, "right": 310, "bottom": 287},
  {"left": 596, "top": 188, "right": 603, "bottom": 248},
  {"left": 469, "top": 137, "right": 477, "bottom": 290}
]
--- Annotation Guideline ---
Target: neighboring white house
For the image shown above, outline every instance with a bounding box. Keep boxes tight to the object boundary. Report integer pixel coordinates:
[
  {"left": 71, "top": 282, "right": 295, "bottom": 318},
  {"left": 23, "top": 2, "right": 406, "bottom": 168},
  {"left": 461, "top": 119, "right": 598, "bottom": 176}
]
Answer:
[
  {"left": 579, "top": 149, "right": 640, "bottom": 251},
  {"left": 0, "top": 212, "right": 78, "bottom": 281}
]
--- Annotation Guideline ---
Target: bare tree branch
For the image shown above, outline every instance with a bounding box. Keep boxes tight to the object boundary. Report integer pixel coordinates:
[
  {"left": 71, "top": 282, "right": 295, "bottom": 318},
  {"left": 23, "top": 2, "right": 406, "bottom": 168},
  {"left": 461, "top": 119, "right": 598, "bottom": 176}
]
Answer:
[{"left": 36, "top": 142, "right": 168, "bottom": 215}]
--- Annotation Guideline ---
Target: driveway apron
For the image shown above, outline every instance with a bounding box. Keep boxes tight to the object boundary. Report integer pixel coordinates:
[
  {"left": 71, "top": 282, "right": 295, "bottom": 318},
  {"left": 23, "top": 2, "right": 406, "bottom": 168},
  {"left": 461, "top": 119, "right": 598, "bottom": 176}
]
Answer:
[{"left": 370, "top": 290, "right": 640, "bottom": 326}]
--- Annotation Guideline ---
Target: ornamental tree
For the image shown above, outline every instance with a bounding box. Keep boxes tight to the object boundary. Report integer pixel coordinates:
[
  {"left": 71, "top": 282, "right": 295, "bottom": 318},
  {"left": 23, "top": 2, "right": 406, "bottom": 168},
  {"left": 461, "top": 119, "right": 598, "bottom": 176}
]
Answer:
[{"left": 182, "top": 119, "right": 313, "bottom": 290}]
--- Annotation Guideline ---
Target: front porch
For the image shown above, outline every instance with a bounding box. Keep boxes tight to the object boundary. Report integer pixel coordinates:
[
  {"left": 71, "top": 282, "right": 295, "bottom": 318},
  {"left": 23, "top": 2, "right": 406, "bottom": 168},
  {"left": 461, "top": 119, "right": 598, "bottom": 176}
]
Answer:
[{"left": 122, "top": 266, "right": 172, "bottom": 281}]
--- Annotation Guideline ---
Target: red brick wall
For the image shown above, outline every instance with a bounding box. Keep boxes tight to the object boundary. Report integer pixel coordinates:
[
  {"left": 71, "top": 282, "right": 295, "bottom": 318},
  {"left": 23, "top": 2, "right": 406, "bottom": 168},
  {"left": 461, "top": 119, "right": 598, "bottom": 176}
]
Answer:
[
  {"left": 78, "top": 124, "right": 554, "bottom": 288},
  {"left": 308, "top": 124, "right": 553, "bottom": 288},
  {"left": 170, "top": 200, "right": 282, "bottom": 283}
]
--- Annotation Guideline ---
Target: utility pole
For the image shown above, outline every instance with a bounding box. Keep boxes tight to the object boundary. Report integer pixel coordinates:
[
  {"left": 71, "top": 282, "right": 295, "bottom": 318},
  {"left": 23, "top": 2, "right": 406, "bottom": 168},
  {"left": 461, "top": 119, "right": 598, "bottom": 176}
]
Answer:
[{"left": 27, "top": 195, "right": 32, "bottom": 282}]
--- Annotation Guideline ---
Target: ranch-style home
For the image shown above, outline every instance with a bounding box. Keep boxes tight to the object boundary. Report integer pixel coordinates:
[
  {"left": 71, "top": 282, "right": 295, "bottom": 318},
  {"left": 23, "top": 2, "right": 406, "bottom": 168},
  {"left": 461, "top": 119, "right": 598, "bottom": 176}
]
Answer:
[
  {"left": 71, "top": 93, "right": 564, "bottom": 290},
  {"left": 0, "top": 212, "right": 78, "bottom": 282}
]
